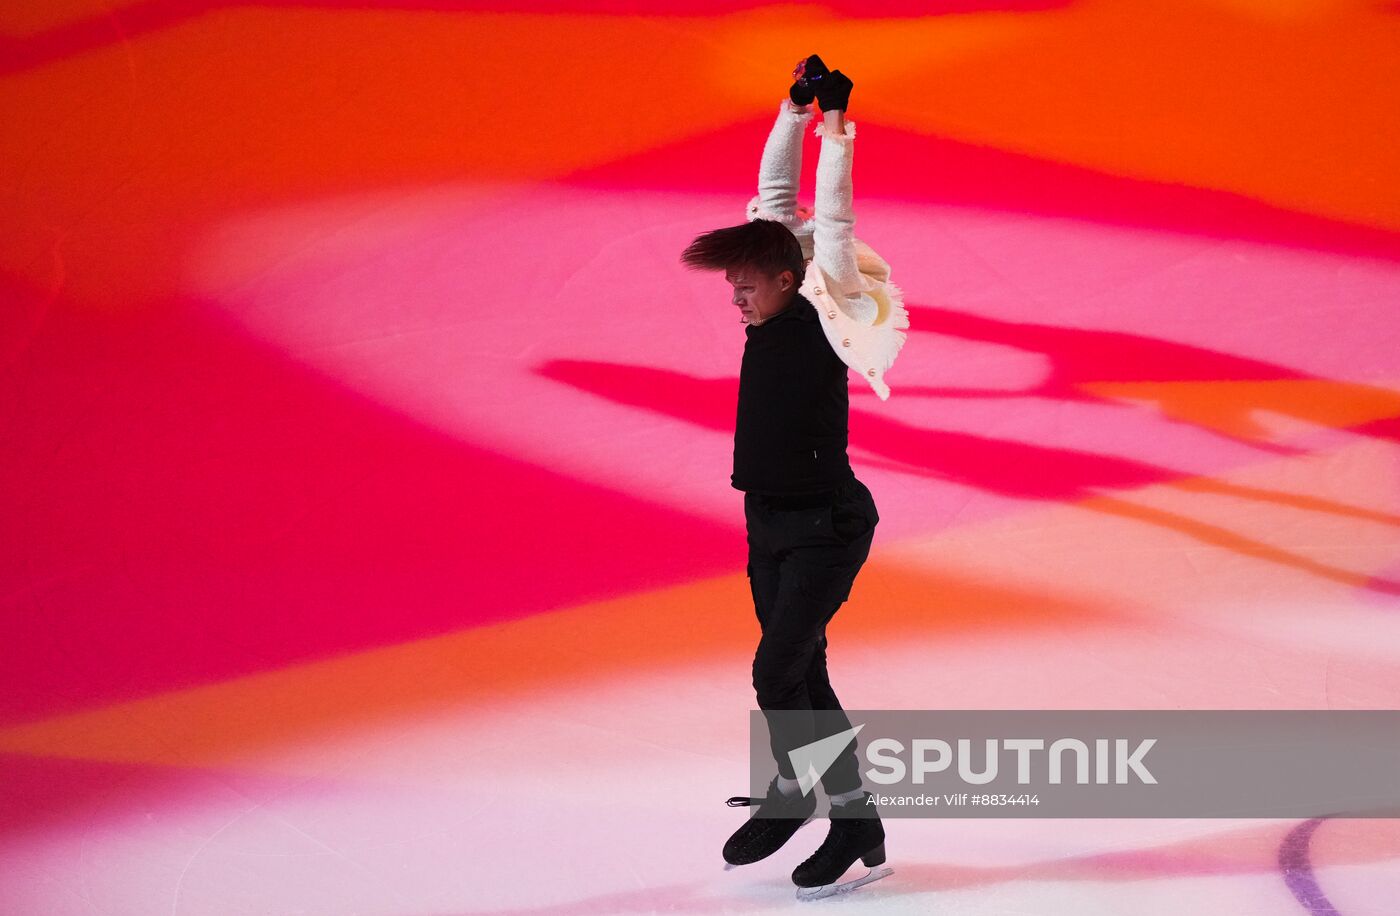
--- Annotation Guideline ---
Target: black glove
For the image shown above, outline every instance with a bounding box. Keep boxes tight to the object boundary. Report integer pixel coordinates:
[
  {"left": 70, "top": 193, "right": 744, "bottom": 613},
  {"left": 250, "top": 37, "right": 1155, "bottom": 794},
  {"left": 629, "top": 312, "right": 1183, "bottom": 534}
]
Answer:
[
  {"left": 789, "top": 53, "right": 829, "bottom": 106},
  {"left": 816, "top": 70, "right": 853, "bottom": 113}
]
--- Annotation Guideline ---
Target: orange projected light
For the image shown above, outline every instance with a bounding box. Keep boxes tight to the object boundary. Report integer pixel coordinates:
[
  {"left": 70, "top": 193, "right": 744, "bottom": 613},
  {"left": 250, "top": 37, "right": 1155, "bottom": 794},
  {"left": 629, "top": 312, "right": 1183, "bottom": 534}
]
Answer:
[{"left": 2, "top": 1, "right": 1399, "bottom": 914}]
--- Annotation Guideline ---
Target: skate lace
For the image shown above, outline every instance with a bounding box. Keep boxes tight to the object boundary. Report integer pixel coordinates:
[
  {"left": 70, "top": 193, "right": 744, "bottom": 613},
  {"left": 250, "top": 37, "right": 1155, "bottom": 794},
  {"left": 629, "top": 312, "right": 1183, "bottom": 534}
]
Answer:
[{"left": 726, "top": 783, "right": 810, "bottom": 816}]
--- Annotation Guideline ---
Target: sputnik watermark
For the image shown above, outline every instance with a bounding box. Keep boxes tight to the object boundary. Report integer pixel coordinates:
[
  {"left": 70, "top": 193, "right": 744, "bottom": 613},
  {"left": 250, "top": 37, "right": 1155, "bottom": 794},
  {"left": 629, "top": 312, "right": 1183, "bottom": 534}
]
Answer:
[
  {"left": 751, "top": 710, "right": 1400, "bottom": 818},
  {"left": 865, "top": 793, "right": 1042, "bottom": 807},
  {"left": 865, "top": 737, "right": 1157, "bottom": 785},
  {"left": 787, "top": 727, "right": 1155, "bottom": 796}
]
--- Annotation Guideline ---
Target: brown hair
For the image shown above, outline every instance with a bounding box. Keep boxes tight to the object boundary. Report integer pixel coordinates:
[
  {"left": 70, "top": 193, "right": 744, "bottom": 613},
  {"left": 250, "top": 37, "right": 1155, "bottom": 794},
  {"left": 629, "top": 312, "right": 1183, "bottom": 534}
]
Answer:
[{"left": 679, "top": 219, "right": 804, "bottom": 282}]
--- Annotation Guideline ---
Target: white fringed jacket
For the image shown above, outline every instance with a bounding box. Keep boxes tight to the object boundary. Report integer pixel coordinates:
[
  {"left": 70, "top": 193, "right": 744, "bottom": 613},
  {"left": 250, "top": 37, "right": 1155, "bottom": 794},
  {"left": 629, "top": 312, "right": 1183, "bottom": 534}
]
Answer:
[{"left": 745, "top": 100, "right": 909, "bottom": 400}]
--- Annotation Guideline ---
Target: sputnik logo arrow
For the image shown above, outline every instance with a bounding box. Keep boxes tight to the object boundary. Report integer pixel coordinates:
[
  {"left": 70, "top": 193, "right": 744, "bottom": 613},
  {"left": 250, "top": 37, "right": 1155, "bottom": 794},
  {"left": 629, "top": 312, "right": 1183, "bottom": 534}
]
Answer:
[{"left": 788, "top": 723, "right": 865, "bottom": 796}]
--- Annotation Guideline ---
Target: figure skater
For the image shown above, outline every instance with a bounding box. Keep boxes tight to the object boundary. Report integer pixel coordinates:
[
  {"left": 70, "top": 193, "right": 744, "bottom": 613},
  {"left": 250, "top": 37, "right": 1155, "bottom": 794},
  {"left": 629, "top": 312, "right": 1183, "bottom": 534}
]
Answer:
[{"left": 680, "top": 54, "right": 908, "bottom": 899}]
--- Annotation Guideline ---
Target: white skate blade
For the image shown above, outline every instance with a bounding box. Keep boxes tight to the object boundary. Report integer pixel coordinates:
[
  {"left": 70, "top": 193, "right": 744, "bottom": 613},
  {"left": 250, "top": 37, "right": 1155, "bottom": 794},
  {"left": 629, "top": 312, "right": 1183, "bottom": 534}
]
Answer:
[{"left": 795, "top": 866, "right": 893, "bottom": 901}]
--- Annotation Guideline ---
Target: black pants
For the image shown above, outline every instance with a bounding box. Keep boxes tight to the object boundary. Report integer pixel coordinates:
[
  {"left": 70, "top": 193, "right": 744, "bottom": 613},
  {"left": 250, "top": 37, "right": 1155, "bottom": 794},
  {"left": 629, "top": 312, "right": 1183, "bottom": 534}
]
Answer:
[{"left": 744, "top": 475, "right": 878, "bottom": 796}]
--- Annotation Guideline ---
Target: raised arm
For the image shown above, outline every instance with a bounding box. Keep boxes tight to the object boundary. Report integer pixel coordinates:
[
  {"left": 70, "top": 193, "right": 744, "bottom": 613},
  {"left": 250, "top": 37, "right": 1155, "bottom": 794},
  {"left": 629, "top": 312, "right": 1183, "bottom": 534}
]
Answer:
[
  {"left": 748, "top": 100, "right": 812, "bottom": 227},
  {"left": 749, "top": 98, "right": 816, "bottom": 232},
  {"left": 749, "top": 56, "right": 843, "bottom": 228},
  {"left": 812, "top": 103, "right": 863, "bottom": 301},
  {"left": 810, "top": 69, "right": 872, "bottom": 314},
  {"left": 793, "top": 57, "right": 909, "bottom": 399}
]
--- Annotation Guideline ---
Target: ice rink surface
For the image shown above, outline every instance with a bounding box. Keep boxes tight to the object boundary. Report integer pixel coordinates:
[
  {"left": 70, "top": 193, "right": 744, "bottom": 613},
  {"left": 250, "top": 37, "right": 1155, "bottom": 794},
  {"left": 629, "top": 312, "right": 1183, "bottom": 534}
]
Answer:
[{"left": 3, "top": 1, "right": 1399, "bottom": 913}]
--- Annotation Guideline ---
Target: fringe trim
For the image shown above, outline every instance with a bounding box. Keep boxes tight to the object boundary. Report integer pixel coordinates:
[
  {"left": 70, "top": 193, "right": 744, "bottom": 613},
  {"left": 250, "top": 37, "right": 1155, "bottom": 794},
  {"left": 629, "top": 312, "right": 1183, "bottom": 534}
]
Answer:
[
  {"left": 781, "top": 98, "right": 816, "bottom": 119},
  {"left": 868, "top": 278, "right": 909, "bottom": 400},
  {"left": 811, "top": 277, "right": 911, "bottom": 402},
  {"left": 813, "top": 118, "right": 856, "bottom": 141},
  {"left": 855, "top": 278, "right": 909, "bottom": 401},
  {"left": 746, "top": 194, "right": 812, "bottom": 230}
]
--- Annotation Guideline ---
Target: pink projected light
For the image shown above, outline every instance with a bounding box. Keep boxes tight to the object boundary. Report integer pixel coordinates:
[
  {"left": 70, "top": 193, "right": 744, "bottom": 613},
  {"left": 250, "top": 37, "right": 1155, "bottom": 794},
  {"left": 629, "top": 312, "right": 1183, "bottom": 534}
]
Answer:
[{"left": 3, "top": 0, "right": 1400, "bottom": 913}]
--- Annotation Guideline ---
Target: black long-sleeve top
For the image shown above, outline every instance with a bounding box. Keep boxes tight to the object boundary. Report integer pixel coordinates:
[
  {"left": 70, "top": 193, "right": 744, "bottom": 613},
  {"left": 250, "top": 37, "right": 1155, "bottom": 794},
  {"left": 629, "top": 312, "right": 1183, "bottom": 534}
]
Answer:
[{"left": 731, "top": 293, "right": 856, "bottom": 499}]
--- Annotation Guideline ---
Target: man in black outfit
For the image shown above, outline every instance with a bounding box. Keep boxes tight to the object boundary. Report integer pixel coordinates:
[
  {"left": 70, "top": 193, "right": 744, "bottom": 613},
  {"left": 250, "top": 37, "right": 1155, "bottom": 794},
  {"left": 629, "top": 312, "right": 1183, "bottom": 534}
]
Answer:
[{"left": 678, "top": 55, "right": 890, "bottom": 899}]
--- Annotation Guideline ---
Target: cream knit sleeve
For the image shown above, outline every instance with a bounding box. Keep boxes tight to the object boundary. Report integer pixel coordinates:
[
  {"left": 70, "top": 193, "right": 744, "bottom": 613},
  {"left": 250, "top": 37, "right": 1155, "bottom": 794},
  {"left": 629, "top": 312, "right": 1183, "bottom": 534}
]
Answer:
[
  {"left": 802, "top": 117, "right": 911, "bottom": 400},
  {"left": 812, "top": 118, "right": 864, "bottom": 303},
  {"left": 747, "top": 100, "right": 815, "bottom": 233}
]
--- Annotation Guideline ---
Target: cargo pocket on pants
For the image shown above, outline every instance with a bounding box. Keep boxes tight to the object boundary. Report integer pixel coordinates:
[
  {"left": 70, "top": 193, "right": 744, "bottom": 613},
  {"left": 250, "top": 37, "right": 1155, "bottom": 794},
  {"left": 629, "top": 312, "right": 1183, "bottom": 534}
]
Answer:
[
  {"left": 794, "top": 561, "right": 857, "bottom": 607},
  {"left": 829, "top": 501, "right": 871, "bottom": 546}
]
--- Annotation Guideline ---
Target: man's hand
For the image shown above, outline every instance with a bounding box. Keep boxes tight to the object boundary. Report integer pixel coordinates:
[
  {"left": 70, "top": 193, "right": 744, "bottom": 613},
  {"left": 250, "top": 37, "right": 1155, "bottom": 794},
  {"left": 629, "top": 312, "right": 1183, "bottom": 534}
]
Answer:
[{"left": 789, "top": 54, "right": 827, "bottom": 106}]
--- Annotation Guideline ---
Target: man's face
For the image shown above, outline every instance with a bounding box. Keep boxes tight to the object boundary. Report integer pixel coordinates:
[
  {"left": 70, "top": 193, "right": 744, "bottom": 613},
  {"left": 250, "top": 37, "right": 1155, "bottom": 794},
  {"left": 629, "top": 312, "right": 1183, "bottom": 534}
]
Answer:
[{"left": 726, "top": 267, "right": 794, "bottom": 326}]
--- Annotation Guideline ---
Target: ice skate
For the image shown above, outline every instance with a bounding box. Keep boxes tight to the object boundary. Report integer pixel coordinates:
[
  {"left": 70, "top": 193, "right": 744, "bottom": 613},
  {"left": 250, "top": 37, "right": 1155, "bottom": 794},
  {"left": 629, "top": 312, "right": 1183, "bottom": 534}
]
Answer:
[
  {"left": 721, "top": 776, "right": 817, "bottom": 868},
  {"left": 791, "top": 791, "right": 892, "bottom": 900}
]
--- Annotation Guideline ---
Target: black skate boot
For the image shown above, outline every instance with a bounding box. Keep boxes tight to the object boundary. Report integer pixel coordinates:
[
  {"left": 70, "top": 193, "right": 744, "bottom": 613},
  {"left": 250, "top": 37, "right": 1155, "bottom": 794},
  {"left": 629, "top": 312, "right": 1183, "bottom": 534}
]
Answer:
[
  {"left": 791, "top": 791, "right": 892, "bottom": 899},
  {"left": 722, "top": 776, "right": 817, "bottom": 867}
]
